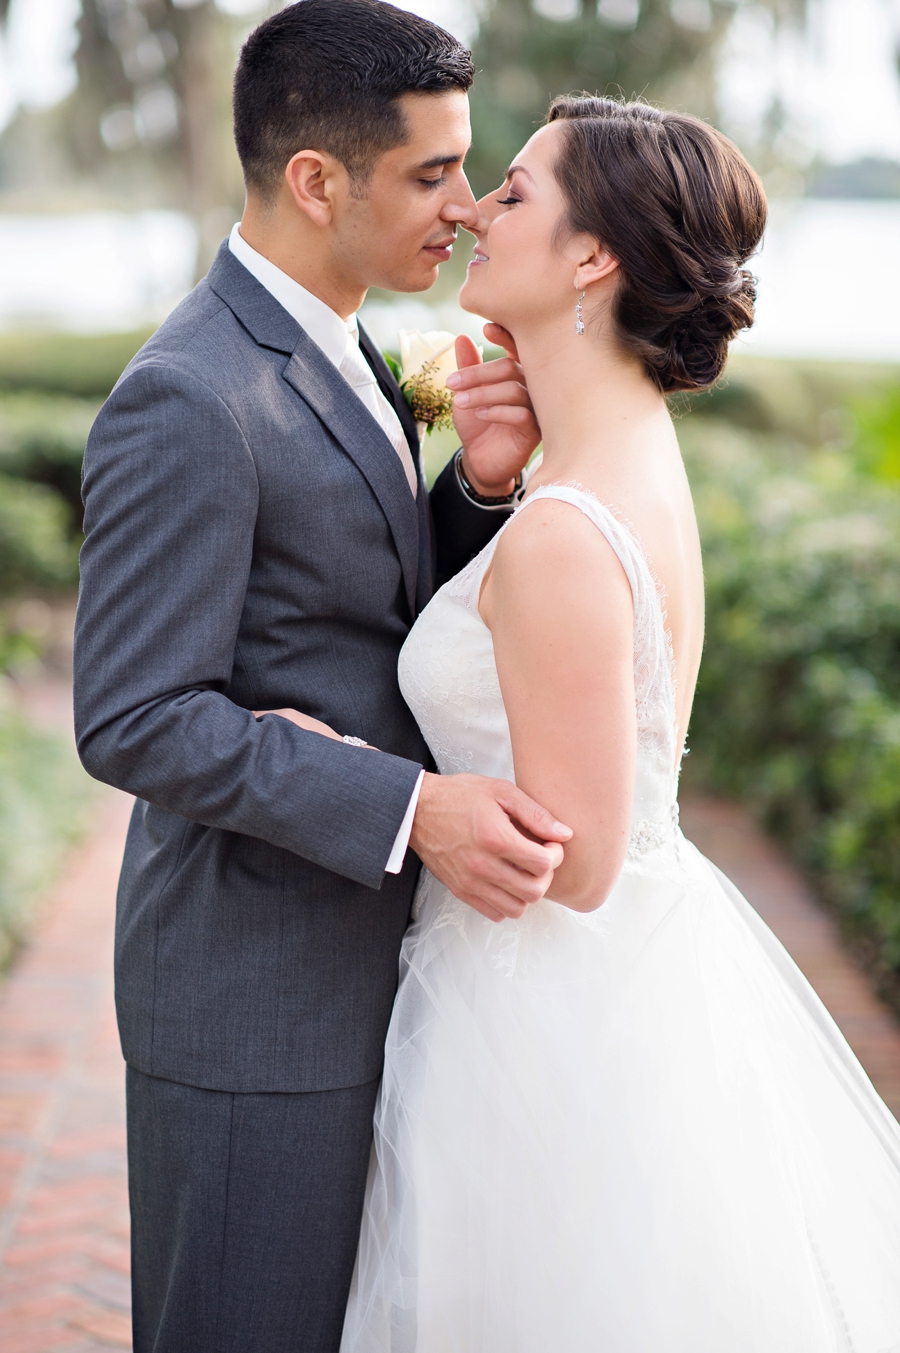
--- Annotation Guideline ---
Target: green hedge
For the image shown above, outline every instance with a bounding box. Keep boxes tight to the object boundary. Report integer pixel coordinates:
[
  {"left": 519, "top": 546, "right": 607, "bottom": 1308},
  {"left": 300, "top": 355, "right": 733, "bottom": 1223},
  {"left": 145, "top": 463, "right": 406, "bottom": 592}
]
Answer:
[
  {"left": 683, "top": 406, "right": 900, "bottom": 1002},
  {"left": 0, "top": 390, "right": 98, "bottom": 610},
  {"left": 0, "top": 329, "right": 149, "bottom": 398},
  {"left": 0, "top": 331, "right": 142, "bottom": 598},
  {"left": 0, "top": 473, "right": 79, "bottom": 597},
  {"left": 0, "top": 705, "right": 94, "bottom": 971},
  {"left": 0, "top": 390, "right": 100, "bottom": 531},
  {"left": 0, "top": 344, "right": 120, "bottom": 962}
]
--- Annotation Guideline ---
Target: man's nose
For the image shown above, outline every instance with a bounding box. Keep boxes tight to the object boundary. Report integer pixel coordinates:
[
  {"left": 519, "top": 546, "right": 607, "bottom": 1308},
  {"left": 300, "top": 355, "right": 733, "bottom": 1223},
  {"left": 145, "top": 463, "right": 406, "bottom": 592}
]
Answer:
[{"left": 441, "top": 174, "right": 479, "bottom": 230}]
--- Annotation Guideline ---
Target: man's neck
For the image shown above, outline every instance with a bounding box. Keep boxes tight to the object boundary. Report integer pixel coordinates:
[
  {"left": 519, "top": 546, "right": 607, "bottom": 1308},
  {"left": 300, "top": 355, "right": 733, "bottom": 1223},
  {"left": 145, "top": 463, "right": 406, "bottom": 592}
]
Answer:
[{"left": 238, "top": 204, "right": 366, "bottom": 321}]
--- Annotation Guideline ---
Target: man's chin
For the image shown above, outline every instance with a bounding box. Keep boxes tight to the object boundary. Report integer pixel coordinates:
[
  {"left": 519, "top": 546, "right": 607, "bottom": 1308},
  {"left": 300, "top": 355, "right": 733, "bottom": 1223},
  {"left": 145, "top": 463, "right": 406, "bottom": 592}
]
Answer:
[{"left": 373, "top": 260, "right": 443, "bottom": 295}]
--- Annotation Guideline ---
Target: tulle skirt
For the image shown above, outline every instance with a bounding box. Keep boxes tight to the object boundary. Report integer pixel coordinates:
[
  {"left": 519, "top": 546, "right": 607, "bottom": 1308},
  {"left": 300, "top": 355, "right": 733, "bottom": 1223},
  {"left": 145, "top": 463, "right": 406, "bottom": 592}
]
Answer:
[{"left": 341, "top": 836, "right": 900, "bottom": 1352}]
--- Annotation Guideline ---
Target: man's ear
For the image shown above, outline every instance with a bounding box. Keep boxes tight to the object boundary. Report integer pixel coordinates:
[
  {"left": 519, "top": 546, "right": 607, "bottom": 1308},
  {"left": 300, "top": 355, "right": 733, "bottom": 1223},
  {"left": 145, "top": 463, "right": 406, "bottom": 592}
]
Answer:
[
  {"left": 284, "top": 149, "right": 347, "bottom": 228},
  {"left": 574, "top": 242, "right": 619, "bottom": 292}
]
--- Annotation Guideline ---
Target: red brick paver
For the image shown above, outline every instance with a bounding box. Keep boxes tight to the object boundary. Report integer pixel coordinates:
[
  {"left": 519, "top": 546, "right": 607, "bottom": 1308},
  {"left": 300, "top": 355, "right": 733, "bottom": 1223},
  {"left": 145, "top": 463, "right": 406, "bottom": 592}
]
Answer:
[
  {"left": 0, "top": 790, "right": 133, "bottom": 1353},
  {"left": 681, "top": 796, "right": 900, "bottom": 1120}
]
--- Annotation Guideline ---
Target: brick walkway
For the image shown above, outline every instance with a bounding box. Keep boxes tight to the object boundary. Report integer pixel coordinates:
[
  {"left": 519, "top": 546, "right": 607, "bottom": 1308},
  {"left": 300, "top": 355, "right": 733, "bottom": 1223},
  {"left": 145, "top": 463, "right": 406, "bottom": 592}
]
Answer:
[
  {"left": 0, "top": 790, "right": 133, "bottom": 1353},
  {"left": 0, "top": 792, "right": 898, "bottom": 1352},
  {"left": 681, "top": 797, "right": 900, "bottom": 1119}
]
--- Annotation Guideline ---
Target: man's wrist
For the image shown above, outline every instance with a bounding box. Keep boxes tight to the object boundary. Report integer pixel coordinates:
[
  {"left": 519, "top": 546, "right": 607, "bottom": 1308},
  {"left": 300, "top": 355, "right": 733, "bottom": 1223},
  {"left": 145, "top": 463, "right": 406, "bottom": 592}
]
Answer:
[{"left": 456, "top": 450, "right": 522, "bottom": 507}]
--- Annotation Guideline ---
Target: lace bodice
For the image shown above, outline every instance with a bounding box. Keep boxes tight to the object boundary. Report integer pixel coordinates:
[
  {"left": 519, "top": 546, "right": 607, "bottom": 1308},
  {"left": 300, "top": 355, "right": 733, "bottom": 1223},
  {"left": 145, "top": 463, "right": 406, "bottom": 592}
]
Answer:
[{"left": 399, "top": 484, "right": 680, "bottom": 865}]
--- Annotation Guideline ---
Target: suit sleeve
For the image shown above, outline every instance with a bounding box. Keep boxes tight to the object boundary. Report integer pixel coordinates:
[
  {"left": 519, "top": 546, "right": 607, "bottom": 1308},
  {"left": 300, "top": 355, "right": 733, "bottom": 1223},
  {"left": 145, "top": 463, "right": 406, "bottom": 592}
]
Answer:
[
  {"left": 428, "top": 451, "right": 515, "bottom": 588},
  {"left": 74, "top": 363, "right": 422, "bottom": 891}
]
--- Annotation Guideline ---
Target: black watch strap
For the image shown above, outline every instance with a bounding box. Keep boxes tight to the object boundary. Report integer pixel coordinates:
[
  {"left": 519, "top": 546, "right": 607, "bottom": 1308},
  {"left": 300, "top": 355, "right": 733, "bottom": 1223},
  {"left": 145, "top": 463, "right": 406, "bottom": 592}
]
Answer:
[{"left": 455, "top": 450, "right": 523, "bottom": 509}]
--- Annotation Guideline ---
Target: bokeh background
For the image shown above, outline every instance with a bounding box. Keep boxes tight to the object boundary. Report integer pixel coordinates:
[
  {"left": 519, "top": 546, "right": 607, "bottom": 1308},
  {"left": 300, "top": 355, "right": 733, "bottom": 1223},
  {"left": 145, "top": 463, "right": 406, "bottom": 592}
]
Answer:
[{"left": 1, "top": 0, "right": 900, "bottom": 1015}]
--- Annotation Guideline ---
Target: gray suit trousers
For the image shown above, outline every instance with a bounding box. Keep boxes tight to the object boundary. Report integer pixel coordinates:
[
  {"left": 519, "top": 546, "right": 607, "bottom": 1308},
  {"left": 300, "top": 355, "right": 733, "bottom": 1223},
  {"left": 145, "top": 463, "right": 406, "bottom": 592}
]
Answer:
[{"left": 127, "top": 1067, "right": 379, "bottom": 1353}]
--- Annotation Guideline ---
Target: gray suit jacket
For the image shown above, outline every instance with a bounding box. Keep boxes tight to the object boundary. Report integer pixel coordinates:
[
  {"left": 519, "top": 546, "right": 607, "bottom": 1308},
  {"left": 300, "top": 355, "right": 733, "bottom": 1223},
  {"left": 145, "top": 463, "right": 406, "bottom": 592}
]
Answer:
[{"left": 74, "top": 242, "right": 509, "bottom": 1093}]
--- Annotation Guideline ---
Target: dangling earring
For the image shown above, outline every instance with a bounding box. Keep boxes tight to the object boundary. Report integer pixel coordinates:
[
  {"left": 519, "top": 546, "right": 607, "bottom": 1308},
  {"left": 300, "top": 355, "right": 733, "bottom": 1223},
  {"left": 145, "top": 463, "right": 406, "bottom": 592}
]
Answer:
[{"left": 575, "top": 290, "right": 586, "bottom": 336}]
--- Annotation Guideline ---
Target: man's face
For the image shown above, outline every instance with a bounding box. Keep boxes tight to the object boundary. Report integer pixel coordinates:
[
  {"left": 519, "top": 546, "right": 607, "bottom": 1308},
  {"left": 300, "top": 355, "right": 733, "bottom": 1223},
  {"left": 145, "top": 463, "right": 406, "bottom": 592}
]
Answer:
[{"left": 334, "top": 90, "right": 478, "bottom": 293}]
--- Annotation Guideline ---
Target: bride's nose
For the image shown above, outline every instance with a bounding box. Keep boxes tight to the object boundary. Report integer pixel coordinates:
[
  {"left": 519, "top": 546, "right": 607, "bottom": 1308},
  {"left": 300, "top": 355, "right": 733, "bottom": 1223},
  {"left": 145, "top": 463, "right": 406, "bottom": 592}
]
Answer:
[{"left": 459, "top": 195, "right": 493, "bottom": 239}]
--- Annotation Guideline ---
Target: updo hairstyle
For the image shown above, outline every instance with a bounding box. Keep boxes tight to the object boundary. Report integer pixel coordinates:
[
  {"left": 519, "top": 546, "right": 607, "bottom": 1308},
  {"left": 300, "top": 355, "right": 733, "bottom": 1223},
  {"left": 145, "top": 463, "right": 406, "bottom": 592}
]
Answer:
[{"left": 547, "top": 96, "right": 767, "bottom": 393}]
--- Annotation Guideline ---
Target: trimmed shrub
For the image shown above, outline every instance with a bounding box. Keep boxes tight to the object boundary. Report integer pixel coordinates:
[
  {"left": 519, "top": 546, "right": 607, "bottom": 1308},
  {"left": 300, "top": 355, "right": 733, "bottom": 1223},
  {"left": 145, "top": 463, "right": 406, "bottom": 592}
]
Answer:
[
  {"left": 683, "top": 412, "right": 900, "bottom": 1002},
  {"left": 0, "top": 474, "right": 79, "bottom": 597},
  {"left": 0, "top": 329, "right": 150, "bottom": 398},
  {"left": 0, "top": 391, "right": 100, "bottom": 533}
]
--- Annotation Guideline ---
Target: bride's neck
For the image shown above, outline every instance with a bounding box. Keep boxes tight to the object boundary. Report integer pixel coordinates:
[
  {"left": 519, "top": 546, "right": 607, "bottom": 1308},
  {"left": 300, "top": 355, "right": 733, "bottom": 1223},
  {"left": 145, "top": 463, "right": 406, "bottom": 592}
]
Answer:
[{"left": 513, "top": 318, "right": 665, "bottom": 481}]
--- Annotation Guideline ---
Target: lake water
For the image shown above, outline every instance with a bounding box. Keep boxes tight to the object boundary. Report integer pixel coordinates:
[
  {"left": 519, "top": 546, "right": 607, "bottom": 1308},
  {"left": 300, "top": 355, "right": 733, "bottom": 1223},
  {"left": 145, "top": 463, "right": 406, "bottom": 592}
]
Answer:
[{"left": 0, "top": 200, "right": 896, "bottom": 363}]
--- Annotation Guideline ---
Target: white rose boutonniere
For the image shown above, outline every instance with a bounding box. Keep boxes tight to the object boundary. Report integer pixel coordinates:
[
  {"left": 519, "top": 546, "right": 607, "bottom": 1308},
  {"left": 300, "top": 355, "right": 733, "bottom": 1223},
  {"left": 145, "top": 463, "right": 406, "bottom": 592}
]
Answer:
[{"left": 383, "top": 330, "right": 460, "bottom": 436}]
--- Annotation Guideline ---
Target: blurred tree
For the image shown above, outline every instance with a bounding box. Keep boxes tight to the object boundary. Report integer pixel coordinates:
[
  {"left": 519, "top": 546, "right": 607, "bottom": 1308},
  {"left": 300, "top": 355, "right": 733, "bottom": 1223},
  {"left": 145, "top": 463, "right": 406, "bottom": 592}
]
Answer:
[
  {"left": 0, "top": 0, "right": 256, "bottom": 270},
  {"left": 465, "top": 0, "right": 809, "bottom": 196},
  {"left": 66, "top": 0, "right": 246, "bottom": 267}
]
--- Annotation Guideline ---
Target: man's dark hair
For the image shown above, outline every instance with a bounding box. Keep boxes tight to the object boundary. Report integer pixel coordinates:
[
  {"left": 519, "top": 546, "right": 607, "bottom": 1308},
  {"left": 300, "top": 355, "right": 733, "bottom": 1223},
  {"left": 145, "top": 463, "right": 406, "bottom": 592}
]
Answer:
[{"left": 233, "top": 0, "right": 474, "bottom": 200}]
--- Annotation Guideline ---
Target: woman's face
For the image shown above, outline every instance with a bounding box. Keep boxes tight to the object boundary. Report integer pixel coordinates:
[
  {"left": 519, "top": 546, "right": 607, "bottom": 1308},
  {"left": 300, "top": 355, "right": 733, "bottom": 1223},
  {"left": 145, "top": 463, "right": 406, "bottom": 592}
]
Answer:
[{"left": 459, "top": 122, "right": 590, "bottom": 334}]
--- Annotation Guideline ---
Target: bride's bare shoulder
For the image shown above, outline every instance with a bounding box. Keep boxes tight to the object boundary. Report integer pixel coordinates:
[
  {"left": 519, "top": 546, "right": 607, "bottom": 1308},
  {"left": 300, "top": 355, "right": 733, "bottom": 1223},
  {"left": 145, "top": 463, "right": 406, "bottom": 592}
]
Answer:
[
  {"left": 497, "top": 492, "right": 625, "bottom": 572},
  {"left": 480, "top": 494, "right": 632, "bottom": 630}
]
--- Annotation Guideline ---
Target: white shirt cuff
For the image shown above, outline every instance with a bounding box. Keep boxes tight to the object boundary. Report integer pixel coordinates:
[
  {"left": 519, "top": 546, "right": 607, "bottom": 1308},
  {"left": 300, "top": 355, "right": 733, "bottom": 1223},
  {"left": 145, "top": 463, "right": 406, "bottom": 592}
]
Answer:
[{"left": 384, "top": 769, "right": 425, "bottom": 874}]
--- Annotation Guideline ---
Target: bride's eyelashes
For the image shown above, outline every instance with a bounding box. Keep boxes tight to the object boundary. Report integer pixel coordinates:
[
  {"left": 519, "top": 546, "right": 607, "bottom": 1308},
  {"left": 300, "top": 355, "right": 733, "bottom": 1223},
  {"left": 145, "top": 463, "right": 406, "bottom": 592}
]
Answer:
[{"left": 497, "top": 196, "right": 521, "bottom": 206}]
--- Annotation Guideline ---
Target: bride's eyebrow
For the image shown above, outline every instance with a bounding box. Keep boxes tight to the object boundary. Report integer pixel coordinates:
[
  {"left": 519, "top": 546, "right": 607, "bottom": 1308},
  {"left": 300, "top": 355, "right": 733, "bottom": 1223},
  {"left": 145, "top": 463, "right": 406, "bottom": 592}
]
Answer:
[{"left": 504, "top": 164, "right": 533, "bottom": 182}]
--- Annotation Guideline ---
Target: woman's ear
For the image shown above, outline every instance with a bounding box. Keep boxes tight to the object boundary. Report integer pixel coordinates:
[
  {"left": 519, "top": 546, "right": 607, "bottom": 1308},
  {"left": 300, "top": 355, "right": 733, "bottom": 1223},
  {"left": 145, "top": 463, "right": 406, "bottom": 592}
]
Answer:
[
  {"left": 574, "top": 243, "right": 619, "bottom": 292},
  {"left": 284, "top": 150, "right": 345, "bottom": 227}
]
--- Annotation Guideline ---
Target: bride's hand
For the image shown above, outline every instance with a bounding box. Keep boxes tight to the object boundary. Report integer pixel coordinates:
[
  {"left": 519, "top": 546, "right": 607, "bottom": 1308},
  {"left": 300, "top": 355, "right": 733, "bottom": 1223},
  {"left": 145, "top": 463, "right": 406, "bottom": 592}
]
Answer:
[
  {"left": 447, "top": 327, "right": 540, "bottom": 497},
  {"left": 254, "top": 708, "right": 343, "bottom": 742}
]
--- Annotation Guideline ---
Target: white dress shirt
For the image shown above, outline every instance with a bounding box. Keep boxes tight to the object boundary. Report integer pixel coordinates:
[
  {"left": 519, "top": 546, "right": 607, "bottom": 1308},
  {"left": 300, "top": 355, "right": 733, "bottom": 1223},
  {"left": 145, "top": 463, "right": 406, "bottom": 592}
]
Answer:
[{"left": 228, "top": 225, "right": 423, "bottom": 874}]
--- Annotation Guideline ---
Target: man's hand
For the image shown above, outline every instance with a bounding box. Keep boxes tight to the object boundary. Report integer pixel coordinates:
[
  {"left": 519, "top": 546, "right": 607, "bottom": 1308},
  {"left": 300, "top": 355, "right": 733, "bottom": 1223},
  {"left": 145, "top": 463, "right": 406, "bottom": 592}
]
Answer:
[
  {"left": 409, "top": 771, "right": 572, "bottom": 923},
  {"left": 447, "top": 325, "right": 541, "bottom": 498}
]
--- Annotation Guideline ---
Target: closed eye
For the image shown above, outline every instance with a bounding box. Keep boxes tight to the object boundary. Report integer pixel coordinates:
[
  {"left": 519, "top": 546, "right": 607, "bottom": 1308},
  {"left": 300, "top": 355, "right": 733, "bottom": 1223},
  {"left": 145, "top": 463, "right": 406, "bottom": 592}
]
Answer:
[
  {"left": 497, "top": 195, "right": 521, "bottom": 205},
  {"left": 421, "top": 176, "right": 447, "bottom": 189}
]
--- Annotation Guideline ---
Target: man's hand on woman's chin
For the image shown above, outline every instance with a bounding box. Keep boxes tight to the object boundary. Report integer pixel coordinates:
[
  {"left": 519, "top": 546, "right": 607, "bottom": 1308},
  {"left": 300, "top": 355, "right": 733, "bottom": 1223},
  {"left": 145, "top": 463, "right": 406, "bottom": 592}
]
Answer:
[
  {"left": 448, "top": 326, "right": 541, "bottom": 497},
  {"left": 409, "top": 771, "right": 572, "bottom": 923}
]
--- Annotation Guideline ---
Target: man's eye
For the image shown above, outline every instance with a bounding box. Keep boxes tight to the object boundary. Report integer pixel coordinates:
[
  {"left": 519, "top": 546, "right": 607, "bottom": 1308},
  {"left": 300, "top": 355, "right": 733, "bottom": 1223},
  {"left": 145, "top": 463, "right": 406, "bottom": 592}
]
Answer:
[
  {"left": 497, "top": 196, "right": 520, "bottom": 205},
  {"left": 422, "top": 176, "right": 446, "bottom": 189}
]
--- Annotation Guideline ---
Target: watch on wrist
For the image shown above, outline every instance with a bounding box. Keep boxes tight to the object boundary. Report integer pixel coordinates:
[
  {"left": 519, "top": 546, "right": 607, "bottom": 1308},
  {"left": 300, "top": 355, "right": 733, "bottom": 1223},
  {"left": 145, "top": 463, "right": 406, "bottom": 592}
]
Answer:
[{"left": 455, "top": 450, "right": 523, "bottom": 508}]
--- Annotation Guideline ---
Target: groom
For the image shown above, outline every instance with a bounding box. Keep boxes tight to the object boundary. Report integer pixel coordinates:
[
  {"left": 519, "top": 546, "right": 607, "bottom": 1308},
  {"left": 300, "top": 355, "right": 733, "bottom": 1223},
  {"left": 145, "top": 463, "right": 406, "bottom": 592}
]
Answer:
[{"left": 74, "top": 2, "right": 568, "bottom": 1350}]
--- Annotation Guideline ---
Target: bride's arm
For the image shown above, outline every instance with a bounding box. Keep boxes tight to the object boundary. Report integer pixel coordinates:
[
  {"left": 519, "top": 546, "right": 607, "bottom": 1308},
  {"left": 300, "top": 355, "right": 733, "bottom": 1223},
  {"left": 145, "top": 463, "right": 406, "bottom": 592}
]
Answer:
[{"left": 481, "top": 499, "right": 635, "bottom": 913}]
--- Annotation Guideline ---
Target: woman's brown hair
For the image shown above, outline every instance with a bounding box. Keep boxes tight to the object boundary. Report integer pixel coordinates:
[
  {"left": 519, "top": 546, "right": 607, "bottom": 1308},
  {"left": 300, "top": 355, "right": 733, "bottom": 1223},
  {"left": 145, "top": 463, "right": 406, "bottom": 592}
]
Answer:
[{"left": 547, "top": 96, "right": 767, "bottom": 393}]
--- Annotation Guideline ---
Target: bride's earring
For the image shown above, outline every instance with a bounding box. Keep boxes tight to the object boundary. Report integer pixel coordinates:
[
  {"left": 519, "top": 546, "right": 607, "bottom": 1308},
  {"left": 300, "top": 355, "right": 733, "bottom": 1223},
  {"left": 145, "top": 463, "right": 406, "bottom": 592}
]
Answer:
[{"left": 575, "top": 290, "right": 586, "bottom": 336}]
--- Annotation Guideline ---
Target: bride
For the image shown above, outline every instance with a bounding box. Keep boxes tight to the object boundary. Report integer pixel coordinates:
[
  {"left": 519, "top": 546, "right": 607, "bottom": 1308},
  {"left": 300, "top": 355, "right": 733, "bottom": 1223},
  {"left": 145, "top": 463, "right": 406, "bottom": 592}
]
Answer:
[
  {"left": 336, "top": 97, "right": 900, "bottom": 1351},
  {"left": 275, "top": 96, "right": 900, "bottom": 1348}
]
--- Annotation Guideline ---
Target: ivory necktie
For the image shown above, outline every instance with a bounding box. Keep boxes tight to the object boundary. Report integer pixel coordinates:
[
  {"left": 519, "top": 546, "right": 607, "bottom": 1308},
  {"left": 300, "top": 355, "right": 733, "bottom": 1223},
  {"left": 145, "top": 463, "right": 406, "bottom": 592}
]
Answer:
[{"left": 339, "top": 328, "right": 418, "bottom": 497}]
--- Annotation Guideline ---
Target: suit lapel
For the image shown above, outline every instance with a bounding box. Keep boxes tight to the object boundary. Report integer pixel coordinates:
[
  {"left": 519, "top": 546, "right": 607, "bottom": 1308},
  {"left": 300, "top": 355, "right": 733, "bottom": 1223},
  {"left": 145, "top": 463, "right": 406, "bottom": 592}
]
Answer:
[
  {"left": 357, "top": 324, "right": 421, "bottom": 464},
  {"left": 208, "top": 245, "right": 420, "bottom": 616},
  {"left": 358, "top": 322, "right": 435, "bottom": 612},
  {"left": 281, "top": 337, "right": 420, "bottom": 618}
]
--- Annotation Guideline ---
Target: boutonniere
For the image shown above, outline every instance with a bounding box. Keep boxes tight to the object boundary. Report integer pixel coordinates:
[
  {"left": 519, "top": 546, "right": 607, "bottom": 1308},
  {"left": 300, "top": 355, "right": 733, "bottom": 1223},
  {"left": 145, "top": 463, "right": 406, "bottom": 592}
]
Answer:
[{"left": 383, "top": 329, "right": 459, "bottom": 435}]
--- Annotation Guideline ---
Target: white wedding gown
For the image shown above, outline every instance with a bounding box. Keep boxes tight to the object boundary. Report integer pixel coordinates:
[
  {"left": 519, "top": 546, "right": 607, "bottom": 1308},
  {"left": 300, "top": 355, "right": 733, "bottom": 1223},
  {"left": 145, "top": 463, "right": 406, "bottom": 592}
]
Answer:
[{"left": 341, "top": 484, "right": 900, "bottom": 1353}]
